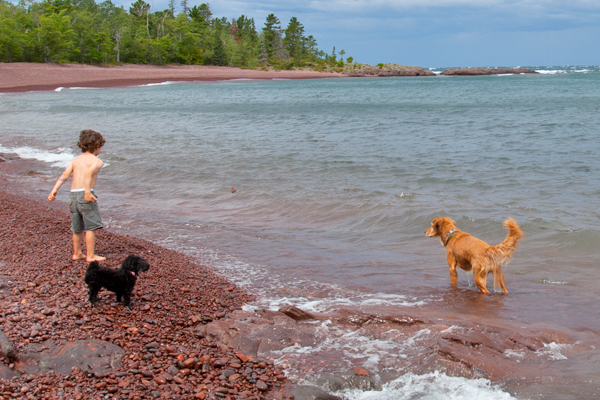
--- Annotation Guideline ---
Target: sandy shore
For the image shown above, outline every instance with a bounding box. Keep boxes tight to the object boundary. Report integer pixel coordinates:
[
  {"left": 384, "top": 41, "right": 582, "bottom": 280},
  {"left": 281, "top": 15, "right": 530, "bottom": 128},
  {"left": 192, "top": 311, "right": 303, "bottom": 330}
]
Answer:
[{"left": 0, "top": 63, "right": 344, "bottom": 93}]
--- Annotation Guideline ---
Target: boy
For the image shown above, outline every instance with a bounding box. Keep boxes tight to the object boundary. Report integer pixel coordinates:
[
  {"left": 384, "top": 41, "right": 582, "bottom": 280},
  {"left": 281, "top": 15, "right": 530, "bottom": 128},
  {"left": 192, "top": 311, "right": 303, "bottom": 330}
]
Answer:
[{"left": 48, "top": 130, "right": 106, "bottom": 262}]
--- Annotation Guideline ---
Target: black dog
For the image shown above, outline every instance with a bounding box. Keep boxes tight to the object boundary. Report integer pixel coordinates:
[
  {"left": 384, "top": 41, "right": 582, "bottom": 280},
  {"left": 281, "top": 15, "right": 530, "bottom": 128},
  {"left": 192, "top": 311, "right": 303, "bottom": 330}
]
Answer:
[{"left": 84, "top": 255, "right": 150, "bottom": 308}]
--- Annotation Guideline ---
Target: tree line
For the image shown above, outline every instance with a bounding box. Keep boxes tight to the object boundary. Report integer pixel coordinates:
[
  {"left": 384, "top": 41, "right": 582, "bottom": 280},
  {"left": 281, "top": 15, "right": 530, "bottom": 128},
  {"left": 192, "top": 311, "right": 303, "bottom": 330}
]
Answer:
[{"left": 0, "top": 0, "right": 351, "bottom": 69}]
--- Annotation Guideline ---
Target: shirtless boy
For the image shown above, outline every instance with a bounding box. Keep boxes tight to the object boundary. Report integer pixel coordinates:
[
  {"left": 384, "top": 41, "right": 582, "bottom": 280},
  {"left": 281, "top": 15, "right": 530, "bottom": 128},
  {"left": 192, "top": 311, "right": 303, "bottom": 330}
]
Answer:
[{"left": 48, "top": 130, "right": 106, "bottom": 262}]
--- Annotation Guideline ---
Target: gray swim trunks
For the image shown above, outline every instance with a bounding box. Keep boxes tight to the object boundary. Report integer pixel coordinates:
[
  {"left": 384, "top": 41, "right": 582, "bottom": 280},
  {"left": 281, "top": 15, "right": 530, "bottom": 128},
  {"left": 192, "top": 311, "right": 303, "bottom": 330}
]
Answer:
[{"left": 68, "top": 190, "right": 103, "bottom": 232}]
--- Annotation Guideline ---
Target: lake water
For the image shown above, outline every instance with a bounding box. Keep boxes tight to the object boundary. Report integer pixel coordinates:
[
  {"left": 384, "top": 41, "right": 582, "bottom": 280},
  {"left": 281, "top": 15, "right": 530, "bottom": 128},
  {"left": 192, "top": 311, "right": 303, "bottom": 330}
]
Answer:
[{"left": 1, "top": 66, "right": 599, "bottom": 399}]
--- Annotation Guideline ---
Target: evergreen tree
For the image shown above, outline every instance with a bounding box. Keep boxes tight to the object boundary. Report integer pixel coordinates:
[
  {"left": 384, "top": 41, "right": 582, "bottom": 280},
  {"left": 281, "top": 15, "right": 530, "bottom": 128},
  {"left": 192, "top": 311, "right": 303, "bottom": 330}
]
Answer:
[
  {"left": 262, "top": 13, "right": 280, "bottom": 59},
  {"left": 284, "top": 17, "right": 304, "bottom": 63},
  {"left": 211, "top": 28, "right": 226, "bottom": 65},
  {"left": 0, "top": 0, "right": 339, "bottom": 67}
]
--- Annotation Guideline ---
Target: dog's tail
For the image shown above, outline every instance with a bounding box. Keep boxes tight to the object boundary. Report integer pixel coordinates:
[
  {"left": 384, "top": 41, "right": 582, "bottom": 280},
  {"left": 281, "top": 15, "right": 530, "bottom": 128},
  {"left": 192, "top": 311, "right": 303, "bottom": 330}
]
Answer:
[
  {"left": 84, "top": 261, "right": 101, "bottom": 284},
  {"left": 486, "top": 218, "right": 524, "bottom": 291}
]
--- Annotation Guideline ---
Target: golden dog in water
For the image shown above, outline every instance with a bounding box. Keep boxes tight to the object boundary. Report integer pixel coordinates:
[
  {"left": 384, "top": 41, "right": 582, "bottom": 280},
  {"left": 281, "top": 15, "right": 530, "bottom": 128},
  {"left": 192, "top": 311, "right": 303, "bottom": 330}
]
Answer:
[{"left": 425, "top": 217, "right": 523, "bottom": 294}]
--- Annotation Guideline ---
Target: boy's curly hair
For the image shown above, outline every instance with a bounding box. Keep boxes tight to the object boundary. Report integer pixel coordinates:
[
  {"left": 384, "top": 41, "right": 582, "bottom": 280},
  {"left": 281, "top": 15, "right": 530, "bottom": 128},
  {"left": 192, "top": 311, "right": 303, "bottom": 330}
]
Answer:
[{"left": 77, "top": 130, "right": 105, "bottom": 153}]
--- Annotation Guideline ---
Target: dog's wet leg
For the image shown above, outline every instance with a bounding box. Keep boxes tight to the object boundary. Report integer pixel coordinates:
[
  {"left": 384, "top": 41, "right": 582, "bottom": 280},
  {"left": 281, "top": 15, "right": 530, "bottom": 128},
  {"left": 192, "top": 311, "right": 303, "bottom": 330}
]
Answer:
[
  {"left": 447, "top": 254, "right": 458, "bottom": 286},
  {"left": 495, "top": 266, "right": 509, "bottom": 294},
  {"left": 474, "top": 270, "right": 490, "bottom": 294}
]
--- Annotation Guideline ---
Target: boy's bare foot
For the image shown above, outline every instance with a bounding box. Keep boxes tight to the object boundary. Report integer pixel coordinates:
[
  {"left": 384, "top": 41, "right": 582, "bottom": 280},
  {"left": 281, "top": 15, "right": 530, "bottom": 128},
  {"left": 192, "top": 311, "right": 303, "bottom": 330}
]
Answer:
[
  {"left": 86, "top": 255, "right": 106, "bottom": 262},
  {"left": 72, "top": 253, "right": 84, "bottom": 261}
]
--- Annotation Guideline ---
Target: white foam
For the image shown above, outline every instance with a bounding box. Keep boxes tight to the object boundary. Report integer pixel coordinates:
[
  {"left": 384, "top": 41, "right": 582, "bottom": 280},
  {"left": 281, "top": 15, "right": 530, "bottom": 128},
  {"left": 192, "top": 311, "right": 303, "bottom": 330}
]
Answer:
[
  {"left": 141, "top": 81, "right": 180, "bottom": 87},
  {"left": 541, "top": 279, "right": 568, "bottom": 285},
  {"left": 55, "top": 87, "right": 64, "bottom": 92},
  {"left": 541, "top": 342, "right": 569, "bottom": 360},
  {"left": 257, "top": 292, "right": 426, "bottom": 314},
  {"left": 338, "top": 371, "right": 517, "bottom": 400},
  {"left": 0, "top": 145, "right": 74, "bottom": 168},
  {"left": 535, "top": 69, "right": 566, "bottom": 75}
]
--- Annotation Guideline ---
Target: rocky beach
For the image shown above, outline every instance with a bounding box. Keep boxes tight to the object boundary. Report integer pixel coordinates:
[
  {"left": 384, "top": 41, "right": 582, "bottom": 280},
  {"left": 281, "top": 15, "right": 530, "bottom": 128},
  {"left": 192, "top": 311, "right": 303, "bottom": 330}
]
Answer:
[{"left": 0, "top": 185, "right": 295, "bottom": 398}]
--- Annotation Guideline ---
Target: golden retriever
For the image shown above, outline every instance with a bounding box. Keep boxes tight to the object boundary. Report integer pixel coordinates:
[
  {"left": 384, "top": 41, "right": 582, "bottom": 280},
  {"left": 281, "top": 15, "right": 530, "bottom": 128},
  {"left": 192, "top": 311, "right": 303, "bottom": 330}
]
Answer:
[{"left": 425, "top": 217, "right": 523, "bottom": 294}]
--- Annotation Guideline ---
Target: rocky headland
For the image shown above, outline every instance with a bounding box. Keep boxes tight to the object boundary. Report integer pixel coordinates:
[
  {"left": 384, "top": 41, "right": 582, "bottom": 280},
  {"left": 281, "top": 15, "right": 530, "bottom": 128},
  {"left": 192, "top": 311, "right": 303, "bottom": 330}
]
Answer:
[{"left": 343, "top": 63, "right": 436, "bottom": 77}]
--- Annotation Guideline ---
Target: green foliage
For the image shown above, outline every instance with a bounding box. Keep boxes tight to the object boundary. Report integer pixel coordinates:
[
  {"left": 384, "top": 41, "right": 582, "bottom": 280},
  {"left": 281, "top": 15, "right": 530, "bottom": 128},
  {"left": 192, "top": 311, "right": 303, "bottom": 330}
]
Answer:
[{"left": 0, "top": 0, "right": 343, "bottom": 67}]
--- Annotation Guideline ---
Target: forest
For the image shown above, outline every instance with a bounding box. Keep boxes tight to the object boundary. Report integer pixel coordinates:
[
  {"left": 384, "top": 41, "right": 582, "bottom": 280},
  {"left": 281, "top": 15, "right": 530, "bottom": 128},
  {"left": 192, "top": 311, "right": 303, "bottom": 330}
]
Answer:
[{"left": 0, "top": 0, "right": 351, "bottom": 69}]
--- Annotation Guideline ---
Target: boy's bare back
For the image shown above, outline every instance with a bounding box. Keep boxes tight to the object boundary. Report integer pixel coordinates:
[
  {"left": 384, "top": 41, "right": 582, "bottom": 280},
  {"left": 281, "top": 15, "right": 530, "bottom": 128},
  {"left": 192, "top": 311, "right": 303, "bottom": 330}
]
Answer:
[{"left": 70, "top": 150, "right": 104, "bottom": 201}]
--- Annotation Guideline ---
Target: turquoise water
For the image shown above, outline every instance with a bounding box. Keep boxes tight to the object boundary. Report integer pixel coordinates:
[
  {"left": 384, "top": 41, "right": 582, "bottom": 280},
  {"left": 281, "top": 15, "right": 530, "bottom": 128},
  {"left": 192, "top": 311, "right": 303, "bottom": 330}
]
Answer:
[{"left": 1, "top": 67, "right": 600, "bottom": 398}]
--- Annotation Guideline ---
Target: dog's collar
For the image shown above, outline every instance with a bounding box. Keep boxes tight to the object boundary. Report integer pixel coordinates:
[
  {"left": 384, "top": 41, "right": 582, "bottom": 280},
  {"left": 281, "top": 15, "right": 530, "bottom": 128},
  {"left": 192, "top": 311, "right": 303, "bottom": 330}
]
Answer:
[
  {"left": 444, "top": 228, "right": 459, "bottom": 247},
  {"left": 129, "top": 270, "right": 136, "bottom": 277}
]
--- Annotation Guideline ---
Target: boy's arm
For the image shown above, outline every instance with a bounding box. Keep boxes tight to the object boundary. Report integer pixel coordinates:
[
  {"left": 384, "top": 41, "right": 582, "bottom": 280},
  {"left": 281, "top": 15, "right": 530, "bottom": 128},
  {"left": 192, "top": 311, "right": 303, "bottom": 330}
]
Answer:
[
  {"left": 84, "top": 159, "right": 104, "bottom": 202},
  {"left": 48, "top": 162, "right": 74, "bottom": 201}
]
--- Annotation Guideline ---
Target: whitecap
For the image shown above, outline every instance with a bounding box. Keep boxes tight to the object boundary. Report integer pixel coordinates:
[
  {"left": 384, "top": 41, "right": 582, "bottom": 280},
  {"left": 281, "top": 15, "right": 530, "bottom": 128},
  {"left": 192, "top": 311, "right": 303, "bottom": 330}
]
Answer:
[
  {"left": 337, "top": 371, "right": 517, "bottom": 400},
  {"left": 141, "top": 81, "right": 180, "bottom": 87},
  {"left": 68, "top": 86, "right": 101, "bottom": 90},
  {"left": 0, "top": 145, "right": 74, "bottom": 168},
  {"left": 535, "top": 70, "right": 566, "bottom": 74}
]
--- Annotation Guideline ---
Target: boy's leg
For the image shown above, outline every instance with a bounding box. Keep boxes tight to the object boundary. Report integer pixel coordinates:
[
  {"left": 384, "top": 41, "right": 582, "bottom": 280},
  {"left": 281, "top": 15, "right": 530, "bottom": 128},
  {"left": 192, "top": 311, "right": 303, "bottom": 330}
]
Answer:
[
  {"left": 85, "top": 229, "right": 105, "bottom": 262},
  {"left": 72, "top": 232, "right": 84, "bottom": 261}
]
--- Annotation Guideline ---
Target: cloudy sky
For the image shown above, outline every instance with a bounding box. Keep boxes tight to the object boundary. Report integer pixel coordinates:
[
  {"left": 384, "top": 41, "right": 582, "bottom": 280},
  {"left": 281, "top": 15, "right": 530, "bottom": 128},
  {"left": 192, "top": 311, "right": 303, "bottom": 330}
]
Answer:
[{"left": 121, "top": 0, "right": 599, "bottom": 67}]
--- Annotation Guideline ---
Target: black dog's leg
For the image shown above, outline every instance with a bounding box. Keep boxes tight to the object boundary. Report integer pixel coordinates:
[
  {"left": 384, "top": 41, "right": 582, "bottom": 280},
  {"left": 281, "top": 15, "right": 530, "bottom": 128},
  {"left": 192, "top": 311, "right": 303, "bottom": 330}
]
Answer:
[
  {"left": 116, "top": 291, "right": 122, "bottom": 303},
  {"left": 88, "top": 284, "right": 100, "bottom": 305},
  {"left": 122, "top": 290, "right": 133, "bottom": 309}
]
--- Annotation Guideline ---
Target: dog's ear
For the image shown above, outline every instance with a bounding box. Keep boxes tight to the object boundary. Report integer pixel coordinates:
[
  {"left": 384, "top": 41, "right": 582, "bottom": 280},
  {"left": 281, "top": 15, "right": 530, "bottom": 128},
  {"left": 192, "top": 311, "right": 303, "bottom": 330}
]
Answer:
[
  {"left": 434, "top": 218, "right": 444, "bottom": 235},
  {"left": 121, "top": 255, "right": 137, "bottom": 271},
  {"left": 136, "top": 258, "right": 150, "bottom": 273}
]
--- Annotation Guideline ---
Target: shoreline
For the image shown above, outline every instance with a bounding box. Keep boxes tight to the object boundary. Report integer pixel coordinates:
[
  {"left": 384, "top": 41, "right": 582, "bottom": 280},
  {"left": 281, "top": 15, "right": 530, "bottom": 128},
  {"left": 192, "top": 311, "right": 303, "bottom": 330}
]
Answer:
[
  {"left": 0, "top": 63, "right": 545, "bottom": 93},
  {"left": 0, "top": 63, "right": 345, "bottom": 93},
  {"left": 2, "top": 154, "right": 599, "bottom": 399}
]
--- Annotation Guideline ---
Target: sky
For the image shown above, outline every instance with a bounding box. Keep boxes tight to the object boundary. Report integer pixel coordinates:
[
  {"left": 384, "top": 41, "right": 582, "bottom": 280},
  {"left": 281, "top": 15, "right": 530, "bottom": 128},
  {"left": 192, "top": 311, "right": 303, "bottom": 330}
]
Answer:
[{"left": 120, "top": 0, "right": 600, "bottom": 67}]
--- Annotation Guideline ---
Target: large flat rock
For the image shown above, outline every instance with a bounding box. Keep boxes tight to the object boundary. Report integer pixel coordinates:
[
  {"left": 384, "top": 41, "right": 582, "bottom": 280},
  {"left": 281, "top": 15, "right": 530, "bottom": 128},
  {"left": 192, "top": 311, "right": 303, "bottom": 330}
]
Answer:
[{"left": 4, "top": 339, "right": 123, "bottom": 377}]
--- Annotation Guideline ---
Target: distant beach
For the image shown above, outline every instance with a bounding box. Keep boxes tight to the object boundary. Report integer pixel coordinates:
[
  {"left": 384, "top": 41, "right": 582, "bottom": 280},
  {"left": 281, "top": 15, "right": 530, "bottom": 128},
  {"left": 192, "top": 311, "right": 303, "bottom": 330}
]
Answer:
[{"left": 0, "top": 63, "right": 344, "bottom": 93}]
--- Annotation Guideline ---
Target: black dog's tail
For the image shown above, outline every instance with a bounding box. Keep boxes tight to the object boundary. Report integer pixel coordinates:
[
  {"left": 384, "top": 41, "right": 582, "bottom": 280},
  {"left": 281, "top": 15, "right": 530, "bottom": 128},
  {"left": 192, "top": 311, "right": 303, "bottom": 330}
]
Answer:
[{"left": 84, "top": 261, "right": 101, "bottom": 284}]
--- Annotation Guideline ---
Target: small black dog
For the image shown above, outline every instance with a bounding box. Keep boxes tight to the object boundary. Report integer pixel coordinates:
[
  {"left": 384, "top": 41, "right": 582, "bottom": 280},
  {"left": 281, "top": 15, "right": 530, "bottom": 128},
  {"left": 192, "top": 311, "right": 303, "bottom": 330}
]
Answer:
[{"left": 84, "top": 255, "right": 150, "bottom": 309}]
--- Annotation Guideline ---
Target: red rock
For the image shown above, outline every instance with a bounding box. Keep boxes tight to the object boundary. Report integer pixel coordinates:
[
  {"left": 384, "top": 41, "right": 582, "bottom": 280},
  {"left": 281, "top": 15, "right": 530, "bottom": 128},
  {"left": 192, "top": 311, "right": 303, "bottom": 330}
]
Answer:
[
  {"left": 256, "top": 380, "right": 269, "bottom": 391},
  {"left": 183, "top": 358, "right": 197, "bottom": 368},
  {"left": 235, "top": 353, "right": 250, "bottom": 363},
  {"left": 154, "top": 376, "right": 167, "bottom": 385},
  {"left": 353, "top": 367, "right": 369, "bottom": 376},
  {"left": 211, "top": 359, "right": 228, "bottom": 368}
]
